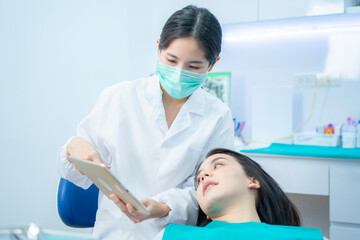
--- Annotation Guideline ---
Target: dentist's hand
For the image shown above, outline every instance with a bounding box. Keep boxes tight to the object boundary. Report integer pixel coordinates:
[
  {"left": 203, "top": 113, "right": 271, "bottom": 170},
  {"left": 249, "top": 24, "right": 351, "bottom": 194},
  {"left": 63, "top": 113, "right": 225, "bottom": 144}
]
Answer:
[
  {"left": 110, "top": 194, "right": 171, "bottom": 223},
  {"left": 66, "top": 136, "right": 110, "bottom": 174}
]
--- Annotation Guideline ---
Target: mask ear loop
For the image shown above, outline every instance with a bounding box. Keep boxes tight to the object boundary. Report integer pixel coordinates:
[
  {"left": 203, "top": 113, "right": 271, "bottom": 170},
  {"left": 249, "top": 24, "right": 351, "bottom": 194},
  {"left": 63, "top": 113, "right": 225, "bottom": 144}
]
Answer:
[
  {"left": 157, "top": 39, "right": 161, "bottom": 58},
  {"left": 201, "top": 69, "right": 210, "bottom": 88},
  {"left": 207, "top": 56, "right": 221, "bottom": 71},
  {"left": 203, "top": 56, "right": 220, "bottom": 88}
]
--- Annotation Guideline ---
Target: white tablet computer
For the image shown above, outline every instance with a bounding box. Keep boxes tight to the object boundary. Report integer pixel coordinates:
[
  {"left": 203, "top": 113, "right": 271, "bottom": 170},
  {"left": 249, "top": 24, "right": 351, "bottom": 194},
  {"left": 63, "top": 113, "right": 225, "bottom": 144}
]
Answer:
[{"left": 68, "top": 156, "right": 150, "bottom": 215}]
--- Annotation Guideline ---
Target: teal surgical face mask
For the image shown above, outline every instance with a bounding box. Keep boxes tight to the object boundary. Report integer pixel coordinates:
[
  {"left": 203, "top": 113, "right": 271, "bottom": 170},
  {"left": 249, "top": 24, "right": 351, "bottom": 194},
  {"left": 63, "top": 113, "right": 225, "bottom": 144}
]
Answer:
[{"left": 156, "top": 60, "right": 208, "bottom": 99}]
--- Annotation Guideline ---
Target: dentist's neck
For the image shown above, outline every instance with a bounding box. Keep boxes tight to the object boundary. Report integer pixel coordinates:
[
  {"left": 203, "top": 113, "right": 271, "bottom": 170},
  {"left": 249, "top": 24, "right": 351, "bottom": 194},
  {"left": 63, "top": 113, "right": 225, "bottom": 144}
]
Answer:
[
  {"left": 160, "top": 84, "right": 189, "bottom": 129},
  {"left": 160, "top": 84, "right": 189, "bottom": 106}
]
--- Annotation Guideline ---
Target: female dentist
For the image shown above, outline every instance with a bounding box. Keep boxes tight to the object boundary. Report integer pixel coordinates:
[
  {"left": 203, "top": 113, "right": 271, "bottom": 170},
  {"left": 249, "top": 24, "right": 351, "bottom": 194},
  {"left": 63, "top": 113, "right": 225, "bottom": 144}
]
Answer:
[{"left": 57, "top": 5, "right": 234, "bottom": 240}]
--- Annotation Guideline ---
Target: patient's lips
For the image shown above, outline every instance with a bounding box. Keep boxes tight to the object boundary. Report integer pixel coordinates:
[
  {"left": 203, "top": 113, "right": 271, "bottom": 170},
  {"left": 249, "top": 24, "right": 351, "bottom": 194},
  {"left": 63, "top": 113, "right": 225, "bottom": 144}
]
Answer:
[{"left": 203, "top": 180, "right": 218, "bottom": 195}]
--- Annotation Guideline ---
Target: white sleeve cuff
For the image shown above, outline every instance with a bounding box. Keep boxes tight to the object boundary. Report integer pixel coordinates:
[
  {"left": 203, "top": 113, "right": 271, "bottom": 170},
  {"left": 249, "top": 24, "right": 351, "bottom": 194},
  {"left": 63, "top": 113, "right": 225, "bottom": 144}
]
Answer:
[
  {"left": 57, "top": 136, "right": 92, "bottom": 189},
  {"left": 147, "top": 187, "right": 198, "bottom": 229}
]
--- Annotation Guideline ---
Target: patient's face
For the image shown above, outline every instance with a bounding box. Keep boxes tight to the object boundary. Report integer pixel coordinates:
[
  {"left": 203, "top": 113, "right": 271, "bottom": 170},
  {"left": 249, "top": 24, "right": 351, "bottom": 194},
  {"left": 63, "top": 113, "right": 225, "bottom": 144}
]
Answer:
[{"left": 196, "top": 153, "right": 255, "bottom": 218}]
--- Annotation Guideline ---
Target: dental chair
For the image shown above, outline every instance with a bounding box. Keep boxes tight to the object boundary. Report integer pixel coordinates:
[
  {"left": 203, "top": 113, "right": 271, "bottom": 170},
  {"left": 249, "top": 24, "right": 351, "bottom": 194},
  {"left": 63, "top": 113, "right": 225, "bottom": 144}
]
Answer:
[{"left": 57, "top": 178, "right": 99, "bottom": 228}]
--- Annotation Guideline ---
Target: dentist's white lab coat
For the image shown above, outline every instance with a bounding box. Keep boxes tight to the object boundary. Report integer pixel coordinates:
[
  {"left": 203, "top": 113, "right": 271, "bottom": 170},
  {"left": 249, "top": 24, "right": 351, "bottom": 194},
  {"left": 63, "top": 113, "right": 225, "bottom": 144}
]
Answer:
[{"left": 57, "top": 75, "right": 234, "bottom": 240}]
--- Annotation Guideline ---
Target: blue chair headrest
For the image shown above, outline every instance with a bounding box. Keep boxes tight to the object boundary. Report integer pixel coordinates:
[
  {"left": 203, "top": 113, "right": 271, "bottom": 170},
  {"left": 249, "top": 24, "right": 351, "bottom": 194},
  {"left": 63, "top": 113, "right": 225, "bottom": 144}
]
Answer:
[{"left": 57, "top": 178, "right": 99, "bottom": 228}]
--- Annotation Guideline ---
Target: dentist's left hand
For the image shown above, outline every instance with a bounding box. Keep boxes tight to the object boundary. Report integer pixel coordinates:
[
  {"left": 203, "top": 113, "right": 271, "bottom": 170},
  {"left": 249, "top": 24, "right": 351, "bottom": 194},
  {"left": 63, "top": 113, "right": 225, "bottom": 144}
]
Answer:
[
  {"left": 109, "top": 194, "right": 171, "bottom": 223},
  {"left": 66, "top": 136, "right": 110, "bottom": 174}
]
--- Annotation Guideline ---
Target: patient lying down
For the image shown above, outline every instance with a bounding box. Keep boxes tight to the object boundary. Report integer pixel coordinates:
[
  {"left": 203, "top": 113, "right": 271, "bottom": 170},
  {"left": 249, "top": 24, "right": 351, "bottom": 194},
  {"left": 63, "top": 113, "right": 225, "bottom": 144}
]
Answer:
[{"left": 162, "top": 148, "right": 324, "bottom": 240}]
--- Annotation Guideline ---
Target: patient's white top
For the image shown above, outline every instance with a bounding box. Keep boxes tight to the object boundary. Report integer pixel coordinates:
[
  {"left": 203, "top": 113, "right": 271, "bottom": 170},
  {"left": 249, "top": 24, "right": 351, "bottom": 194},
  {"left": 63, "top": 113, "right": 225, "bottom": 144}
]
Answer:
[{"left": 57, "top": 75, "right": 234, "bottom": 240}]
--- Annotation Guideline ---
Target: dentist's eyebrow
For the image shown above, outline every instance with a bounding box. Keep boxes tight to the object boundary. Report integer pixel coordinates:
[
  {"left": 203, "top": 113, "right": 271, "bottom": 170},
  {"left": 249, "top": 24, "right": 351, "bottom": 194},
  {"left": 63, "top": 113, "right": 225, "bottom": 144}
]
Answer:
[
  {"left": 196, "top": 157, "right": 229, "bottom": 177},
  {"left": 166, "top": 52, "right": 179, "bottom": 59},
  {"left": 165, "top": 52, "right": 205, "bottom": 64},
  {"left": 189, "top": 60, "right": 205, "bottom": 64}
]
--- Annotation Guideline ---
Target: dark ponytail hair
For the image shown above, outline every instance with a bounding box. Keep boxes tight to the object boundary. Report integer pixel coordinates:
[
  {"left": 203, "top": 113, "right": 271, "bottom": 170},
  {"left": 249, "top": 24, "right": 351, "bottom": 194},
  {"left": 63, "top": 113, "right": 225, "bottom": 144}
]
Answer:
[
  {"left": 196, "top": 148, "right": 301, "bottom": 227},
  {"left": 159, "top": 5, "right": 222, "bottom": 66}
]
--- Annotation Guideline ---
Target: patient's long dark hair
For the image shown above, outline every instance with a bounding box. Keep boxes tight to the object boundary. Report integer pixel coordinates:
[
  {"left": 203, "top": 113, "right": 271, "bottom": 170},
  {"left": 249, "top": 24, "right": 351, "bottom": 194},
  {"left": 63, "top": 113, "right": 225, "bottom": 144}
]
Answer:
[{"left": 196, "top": 148, "right": 301, "bottom": 227}]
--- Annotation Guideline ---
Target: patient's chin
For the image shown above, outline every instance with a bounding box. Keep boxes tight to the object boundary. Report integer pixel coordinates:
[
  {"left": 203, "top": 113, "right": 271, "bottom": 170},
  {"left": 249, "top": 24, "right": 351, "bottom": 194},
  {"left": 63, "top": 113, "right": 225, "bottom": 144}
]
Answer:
[
  {"left": 204, "top": 197, "right": 226, "bottom": 216},
  {"left": 198, "top": 188, "right": 226, "bottom": 215},
  {"left": 199, "top": 196, "right": 217, "bottom": 215}
]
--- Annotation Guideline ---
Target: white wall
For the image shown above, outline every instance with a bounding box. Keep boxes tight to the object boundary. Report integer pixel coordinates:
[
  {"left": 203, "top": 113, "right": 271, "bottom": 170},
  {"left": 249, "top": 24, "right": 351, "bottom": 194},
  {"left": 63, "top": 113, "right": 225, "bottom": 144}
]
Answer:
[
  {"left": 218, "top": 14, "right": 360, "bottom": 141},
  {"left": 0, "top": 0, "right": 154, "bottom": 232}
]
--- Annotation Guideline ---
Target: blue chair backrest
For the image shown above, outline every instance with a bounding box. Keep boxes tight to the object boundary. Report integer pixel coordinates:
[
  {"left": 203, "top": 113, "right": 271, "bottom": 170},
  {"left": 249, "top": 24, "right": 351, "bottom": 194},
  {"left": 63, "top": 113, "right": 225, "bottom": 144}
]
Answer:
[{"left": 57, "top": 178, "right": 99, "bottom": 228}]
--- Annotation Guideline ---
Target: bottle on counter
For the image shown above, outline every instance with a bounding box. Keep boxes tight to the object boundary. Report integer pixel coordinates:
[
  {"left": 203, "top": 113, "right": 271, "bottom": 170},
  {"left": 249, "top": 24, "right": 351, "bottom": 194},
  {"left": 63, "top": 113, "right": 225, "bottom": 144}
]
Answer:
[
  {"left": 342, "top": 117, "right": 357, "bottom": 148},
  {"left": 356, "top": 120, "right": 360, "bottom": 148}
]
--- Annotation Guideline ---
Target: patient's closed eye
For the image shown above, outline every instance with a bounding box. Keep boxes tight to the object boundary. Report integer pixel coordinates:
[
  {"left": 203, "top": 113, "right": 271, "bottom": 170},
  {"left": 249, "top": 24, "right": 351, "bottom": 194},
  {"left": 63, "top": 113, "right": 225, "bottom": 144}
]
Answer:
[{"left": 196, "top": 176, "right": 201, "bottom": 185}]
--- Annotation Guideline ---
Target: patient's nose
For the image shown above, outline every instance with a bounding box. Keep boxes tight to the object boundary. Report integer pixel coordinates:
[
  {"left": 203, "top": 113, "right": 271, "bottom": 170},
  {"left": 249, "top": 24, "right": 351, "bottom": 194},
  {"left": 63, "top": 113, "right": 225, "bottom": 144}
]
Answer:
[{"left": 201, "top": 173, "right": 210, "bottom": 182}]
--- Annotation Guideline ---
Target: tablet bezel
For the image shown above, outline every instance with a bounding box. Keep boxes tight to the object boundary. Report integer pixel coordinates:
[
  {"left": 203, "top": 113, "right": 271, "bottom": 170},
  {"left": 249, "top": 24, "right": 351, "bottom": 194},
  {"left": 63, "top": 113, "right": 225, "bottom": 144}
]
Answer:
[{"left": 68, "top": 156, "right": 150, "bottom": 215}]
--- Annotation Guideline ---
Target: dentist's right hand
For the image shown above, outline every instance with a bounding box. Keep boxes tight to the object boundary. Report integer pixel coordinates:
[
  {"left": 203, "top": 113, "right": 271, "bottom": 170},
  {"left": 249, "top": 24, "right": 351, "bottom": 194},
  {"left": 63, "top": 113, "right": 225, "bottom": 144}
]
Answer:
[{"left": 66, "top": 136, "right": 110, "bottom": 174}]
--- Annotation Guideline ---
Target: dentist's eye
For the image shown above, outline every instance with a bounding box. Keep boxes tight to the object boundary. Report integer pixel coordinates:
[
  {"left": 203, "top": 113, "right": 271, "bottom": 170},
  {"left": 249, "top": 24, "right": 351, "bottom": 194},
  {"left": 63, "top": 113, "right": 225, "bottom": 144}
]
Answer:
[
  {"left": 189, "top": 66, "right": 200, "bottom": 70},
  {"left": 167, "top": 59, "right": 176, "bottom": 63}
]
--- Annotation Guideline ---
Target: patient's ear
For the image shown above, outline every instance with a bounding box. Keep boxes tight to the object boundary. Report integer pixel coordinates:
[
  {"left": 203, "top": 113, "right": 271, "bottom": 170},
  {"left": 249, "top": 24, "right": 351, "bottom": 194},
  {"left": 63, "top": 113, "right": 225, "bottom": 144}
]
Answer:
[{"left": 248, "top": 177, "right": 260, "bottom": 190}]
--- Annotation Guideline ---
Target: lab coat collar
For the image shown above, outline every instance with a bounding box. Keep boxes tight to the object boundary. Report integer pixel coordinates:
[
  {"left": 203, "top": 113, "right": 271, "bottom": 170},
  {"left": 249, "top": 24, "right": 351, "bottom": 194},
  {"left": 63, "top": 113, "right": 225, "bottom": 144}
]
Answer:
[
  {"left": 164, "top": 90, "right": 205, "bottom": 138},
  {"left": 146, "top": 75, "right": 163, "bottom": 107},
  {"left": 146, "top": 75, "right": 206, "bottom": 136},
  {"left": 146, "top": 75, "right": 168, "bottom": 133},
  {"left": 146, "top": 75, "right": 206, "bottom": 116},
  {"left": 184, "top": 86, "right": 206, "bottom": 115}
]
